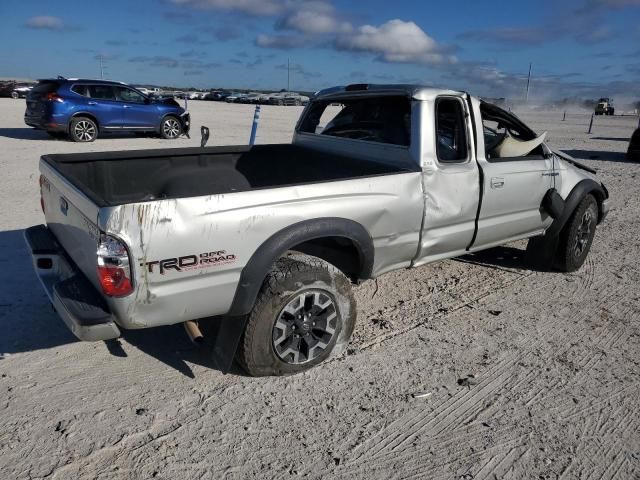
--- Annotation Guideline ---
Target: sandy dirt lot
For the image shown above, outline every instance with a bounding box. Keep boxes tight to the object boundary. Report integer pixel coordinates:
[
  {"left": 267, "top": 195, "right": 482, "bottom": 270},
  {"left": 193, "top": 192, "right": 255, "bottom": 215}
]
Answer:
[{"left": 0, "top": 97, "right": 639, "bottom": 479}]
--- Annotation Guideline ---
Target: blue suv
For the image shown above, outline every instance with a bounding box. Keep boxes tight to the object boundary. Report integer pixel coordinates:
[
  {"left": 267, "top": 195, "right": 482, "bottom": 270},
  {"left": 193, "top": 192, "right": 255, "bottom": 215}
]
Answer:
[{"left": 25, "top": 77, "right": 190, "bottom": 142}]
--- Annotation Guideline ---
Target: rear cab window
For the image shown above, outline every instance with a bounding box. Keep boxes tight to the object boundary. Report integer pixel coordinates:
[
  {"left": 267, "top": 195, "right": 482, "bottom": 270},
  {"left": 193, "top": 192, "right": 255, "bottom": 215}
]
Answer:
[{"left": 298, "top": 95, "right": 411, "bottom": 147}]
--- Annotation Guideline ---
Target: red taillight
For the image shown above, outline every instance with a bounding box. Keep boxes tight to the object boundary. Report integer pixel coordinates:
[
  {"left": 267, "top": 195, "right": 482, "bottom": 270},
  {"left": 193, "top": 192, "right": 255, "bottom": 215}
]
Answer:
[
  {"left": 98, "top": 266, "right": 133, "bottom": 296},
  {"left": 45, "top": 92, "right": 63, "bottom": 103},
  {"left": 97, "top": 235, "right": 133, "bottom": 297}
]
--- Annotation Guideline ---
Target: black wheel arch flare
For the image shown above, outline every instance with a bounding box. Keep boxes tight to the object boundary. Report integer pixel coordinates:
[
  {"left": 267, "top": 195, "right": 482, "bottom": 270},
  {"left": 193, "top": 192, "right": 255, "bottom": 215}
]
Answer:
[
  {"left": 545, "top": 179, "right": 608, "bottom": 239},
  {"left": 227, "top": 217, "right": 374, "bottom": 316}
]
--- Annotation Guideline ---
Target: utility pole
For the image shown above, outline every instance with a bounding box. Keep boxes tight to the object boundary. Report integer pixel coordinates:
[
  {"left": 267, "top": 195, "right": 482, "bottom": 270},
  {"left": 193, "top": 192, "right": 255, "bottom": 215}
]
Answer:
[
  {"left": 525, "top": 62, "right": 532, "bottom": 103},
  {"left": 98, "top": 55, "right": 104, "bottom": 80},
  {"left": 287, "top": 58, "right": 290, "bottom": 91}
]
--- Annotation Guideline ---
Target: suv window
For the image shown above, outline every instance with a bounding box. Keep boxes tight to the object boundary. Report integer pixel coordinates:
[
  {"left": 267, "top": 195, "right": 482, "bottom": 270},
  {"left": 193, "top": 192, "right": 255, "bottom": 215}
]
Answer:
[
  {"left": 435, "top": 98, "right": 468, "bottom": 163},
  {"left": 299, "top": 96, "right": 410, "bottom": 147},
  {"left": 115, "top": 87, "right": 145, "bottom": 104},
  {"left": 71, "top": 84, "right": 89, "bottom": 97},
  {"left": 31, "top": 81, "right": 60, "bottom": 95},
  {"left": 89, "top": 85, "right": 115, "bottom": 100}
]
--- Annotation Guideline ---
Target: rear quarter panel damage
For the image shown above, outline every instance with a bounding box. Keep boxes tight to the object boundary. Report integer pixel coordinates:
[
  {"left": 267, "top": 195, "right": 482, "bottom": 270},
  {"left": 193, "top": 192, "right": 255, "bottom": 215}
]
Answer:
[{"left": 98, "top": 173, "right": 424, "bottom": 329}]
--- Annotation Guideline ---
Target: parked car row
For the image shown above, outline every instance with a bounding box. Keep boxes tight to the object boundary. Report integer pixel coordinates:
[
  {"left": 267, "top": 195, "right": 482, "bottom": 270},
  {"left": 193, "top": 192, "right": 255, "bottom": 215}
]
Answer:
[
  {"left": 0, "top": 81, "right": 34, "bottom": 99},
  {"left": 204, "top": 90, "right": 310, "bottom": 105}
]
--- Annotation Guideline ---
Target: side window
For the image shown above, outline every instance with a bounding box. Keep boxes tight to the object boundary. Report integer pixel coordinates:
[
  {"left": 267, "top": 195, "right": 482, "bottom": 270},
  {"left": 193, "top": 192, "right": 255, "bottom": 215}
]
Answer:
[
  {"left": 89, "top": 85, "right": 115, "bottom": 100},
  {"left": 298, "top": 96, "right": 411, "bottom": 147},
  {"left": 435, "top": 98, "right": 468, "bottom": 163},
  {"left": 115, "top": 87, "right": 145, "bottom": 104},
  {"left": 481, "top": 103, "right": 545, "bottom": 161},
  {"left": 71, "top": 84, "right": 89, "bottom": 97}
]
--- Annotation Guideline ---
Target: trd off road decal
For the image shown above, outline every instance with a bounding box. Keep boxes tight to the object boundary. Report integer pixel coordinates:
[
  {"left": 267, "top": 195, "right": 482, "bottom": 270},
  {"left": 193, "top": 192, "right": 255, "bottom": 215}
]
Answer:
[{"left": 141, "top": 250, "right": 236, "bottom": 275}]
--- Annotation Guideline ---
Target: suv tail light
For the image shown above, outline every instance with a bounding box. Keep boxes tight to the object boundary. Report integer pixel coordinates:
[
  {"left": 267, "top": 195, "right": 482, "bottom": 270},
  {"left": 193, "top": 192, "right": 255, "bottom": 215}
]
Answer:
[
  {"left": 97, "top": 235, "right": 133, "bottom": 297},
  {"left": 45, "top": 92, "right": 64, "bottom": 103}
]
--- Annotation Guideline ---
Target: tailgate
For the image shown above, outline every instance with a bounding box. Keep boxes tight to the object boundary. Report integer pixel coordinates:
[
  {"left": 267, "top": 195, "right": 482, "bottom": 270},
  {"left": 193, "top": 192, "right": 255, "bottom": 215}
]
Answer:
[{"left": 40, "top": 160, "right": 102, "bottom": 291}]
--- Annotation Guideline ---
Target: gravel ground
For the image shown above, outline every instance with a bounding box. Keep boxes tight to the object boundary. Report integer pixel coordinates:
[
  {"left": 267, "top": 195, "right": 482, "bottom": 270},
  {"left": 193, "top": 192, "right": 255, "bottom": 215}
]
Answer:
[{"left": 0, "top": 98, "right": 639, "bottom": 479}]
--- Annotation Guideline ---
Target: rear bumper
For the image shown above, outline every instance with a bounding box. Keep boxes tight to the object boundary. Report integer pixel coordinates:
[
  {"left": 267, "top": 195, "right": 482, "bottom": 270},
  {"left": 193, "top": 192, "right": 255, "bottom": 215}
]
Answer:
[
  {"left": 24, "top": 225, "right": 120, "bottom": 341},
  {"left": 24, "top": 115, "right": 67, "bottom": 132}
]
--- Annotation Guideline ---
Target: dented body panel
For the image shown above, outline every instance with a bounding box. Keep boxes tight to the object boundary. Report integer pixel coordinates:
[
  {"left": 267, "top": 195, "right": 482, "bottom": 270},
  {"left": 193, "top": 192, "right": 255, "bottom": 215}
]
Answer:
[
  {"left": 28, "top": 84, "right": 609, "bottom": 340},
  {"left": 99, "top": 172, "right": 423, "bottom": 329}
]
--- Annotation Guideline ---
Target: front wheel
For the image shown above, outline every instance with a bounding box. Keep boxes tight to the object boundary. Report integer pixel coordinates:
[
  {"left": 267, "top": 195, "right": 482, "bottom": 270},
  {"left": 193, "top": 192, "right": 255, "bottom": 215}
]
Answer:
[
  {"left": 160, "top": 116, "right": 182, "bottom": 139},
  {"left": 557, "top": 194, "right": 598, "bottom": 272},
  {"left": 237, "top": 253, "right": 356, "bottom": 376}
]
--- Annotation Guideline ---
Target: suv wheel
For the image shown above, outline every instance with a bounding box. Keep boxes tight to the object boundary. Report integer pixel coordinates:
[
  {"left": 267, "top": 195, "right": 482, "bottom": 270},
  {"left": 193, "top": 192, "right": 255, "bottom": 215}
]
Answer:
[
  {"left": 70, "top": 117, "right": 98, "bottom": 142},
  {"left": 557, "top": 194, "right": 598, "bottom": 272},
  {"left": 237, "top": 253, "right": 356, "bottom": 376},
  {"left": 161, "top": 116, "right": 182, "bottom": 139}
]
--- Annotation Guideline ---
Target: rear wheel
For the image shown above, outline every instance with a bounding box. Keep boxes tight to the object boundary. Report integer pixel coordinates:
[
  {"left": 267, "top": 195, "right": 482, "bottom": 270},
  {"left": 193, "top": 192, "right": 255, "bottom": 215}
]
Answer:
[
  {"left": 160, "top": 116, "right": 182, "bottom": 139},
  {"left": 11, "top": 91, "right": 19, "bottom": 99},
  {"left": 69, "top": 117, "right": 98, "bottom": 142},
  {"left": 556, "top": 194, "right": 598, "bottom": 272},
  {"left": 237, "top": 253, "right": 356, "bottom": 376}
]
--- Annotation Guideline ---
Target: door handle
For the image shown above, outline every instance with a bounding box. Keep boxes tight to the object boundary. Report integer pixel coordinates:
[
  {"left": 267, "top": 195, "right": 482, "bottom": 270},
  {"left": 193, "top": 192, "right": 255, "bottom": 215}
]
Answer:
[
  {"left": 87, "top": 101, "right": 97, "bottom": 105},
  {"left": 123, "top": 105, "right": 131, "bottom": 109},
  {"left": 490, "top": 177, "right": 505, "bottom": 189}
]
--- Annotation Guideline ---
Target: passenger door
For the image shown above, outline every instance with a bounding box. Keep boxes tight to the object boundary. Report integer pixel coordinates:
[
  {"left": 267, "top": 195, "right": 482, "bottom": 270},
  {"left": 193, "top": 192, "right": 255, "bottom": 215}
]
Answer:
[
  {"left": 86, "top": 85, "right": 123, "bottom": 129},
  {"left": 413, "top": 95, "right": 481, "bottom": 266},
  {"left": 471, "top": 101, "right": 553, "bottom": 249},
  {"left": 114, "top": 86, "right": 157, "bottom": 130}
]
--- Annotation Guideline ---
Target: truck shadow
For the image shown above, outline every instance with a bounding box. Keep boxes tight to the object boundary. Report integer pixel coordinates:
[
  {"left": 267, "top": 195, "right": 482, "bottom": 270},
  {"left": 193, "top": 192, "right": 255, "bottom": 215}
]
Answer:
[
  {"left": 560, "top": 149, "right": 628, "bottom": 164},
  {"left": 0, "top": 229, "right": 78, "bottom": 358},
  {"left": 116, "top": 324, "right": 248, "bottom": 378},
  {"left": 457, "top": 245, "right": 551, "bottom": 273},
  {"left": 0, "top": 228, "right": 244, "bottom": 377}
]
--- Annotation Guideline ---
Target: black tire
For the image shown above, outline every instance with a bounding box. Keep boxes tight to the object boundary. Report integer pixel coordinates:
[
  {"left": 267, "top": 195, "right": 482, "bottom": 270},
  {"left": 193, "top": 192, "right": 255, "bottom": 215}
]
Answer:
[
  {"left": 11, "top": 91, "right": 19, "bottom": 99},
  {"left": 69, "top": 117, "right": 98, "bottom": 142},
  {"left": 237, "top": 253, "right": 356, "bottom": 376},
  {"left": 556, "top": 194, "right": 598, "bottom": 272},
  {"left": 160, "top": 116, "right": 182, "bottom": 139}
]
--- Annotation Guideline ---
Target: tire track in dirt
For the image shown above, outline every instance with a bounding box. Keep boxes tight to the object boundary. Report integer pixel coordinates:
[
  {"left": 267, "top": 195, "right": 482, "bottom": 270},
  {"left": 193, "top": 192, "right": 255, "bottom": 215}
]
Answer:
[{"left": 341, "top": 255, "right": 638, "bottom": 477}]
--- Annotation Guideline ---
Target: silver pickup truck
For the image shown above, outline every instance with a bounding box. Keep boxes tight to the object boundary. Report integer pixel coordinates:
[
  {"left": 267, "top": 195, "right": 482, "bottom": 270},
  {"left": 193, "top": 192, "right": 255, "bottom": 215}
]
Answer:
[{"left": 25, "top": 84, "right": 609, "bottom": 376}]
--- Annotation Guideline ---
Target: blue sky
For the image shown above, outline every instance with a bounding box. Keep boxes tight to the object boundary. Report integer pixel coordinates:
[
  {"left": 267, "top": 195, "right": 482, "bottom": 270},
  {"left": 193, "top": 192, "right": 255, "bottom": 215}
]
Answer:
[{"left": 1, "top": 0, "right": 639, "bottom": 100}]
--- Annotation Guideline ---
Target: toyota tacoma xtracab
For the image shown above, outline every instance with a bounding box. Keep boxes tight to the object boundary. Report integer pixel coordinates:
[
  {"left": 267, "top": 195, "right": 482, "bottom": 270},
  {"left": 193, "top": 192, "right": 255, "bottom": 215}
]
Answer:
[{"left": 25, "top": 84, "right": 609, "bottom": 376}]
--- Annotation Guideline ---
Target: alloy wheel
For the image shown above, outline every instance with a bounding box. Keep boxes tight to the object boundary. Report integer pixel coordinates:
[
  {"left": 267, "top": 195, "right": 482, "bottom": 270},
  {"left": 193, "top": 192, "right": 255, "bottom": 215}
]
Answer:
[
  {"left": 163, "top": 118, "right": 180, "bottom": 138},
  {"left": 573, "top": 208, "right": 594, "bottom": 259},
  {"left": 74, "top": 121, "right": 96, "bottom": 141},
  {"left": 272, "top": 290, "right": 338, "bottom": 364}
]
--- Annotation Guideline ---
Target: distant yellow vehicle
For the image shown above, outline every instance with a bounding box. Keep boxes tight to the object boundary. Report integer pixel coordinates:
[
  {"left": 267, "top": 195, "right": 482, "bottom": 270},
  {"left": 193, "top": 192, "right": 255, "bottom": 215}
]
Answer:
[{"left": 595, "top": 98, "right": 615, "bottom": 115}]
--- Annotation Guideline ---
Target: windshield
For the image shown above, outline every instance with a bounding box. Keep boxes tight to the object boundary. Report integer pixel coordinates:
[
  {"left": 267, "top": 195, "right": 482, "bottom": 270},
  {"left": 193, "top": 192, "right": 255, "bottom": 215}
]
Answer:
[{"left": 299, "top": 95, "right": 411, "bottom": 146}]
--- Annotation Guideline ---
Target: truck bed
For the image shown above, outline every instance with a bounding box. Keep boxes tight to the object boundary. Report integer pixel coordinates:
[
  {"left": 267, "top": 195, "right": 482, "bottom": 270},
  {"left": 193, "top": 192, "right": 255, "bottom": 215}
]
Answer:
[{"left": 43, "top": 144, "right": 417, "bottom": 207}]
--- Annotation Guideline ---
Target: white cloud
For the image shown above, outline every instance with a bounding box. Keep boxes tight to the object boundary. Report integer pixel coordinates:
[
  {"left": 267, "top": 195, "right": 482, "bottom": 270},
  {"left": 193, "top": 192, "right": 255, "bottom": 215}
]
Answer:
[
  {"left": 25, "top": 16, "right": 66, "bottom": 31},
  {"left": 278, "top": 1, "right": 352, "bottom": 34},
  {"left": 336, "top": 20, "right": 456, "bottom": 65}
]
